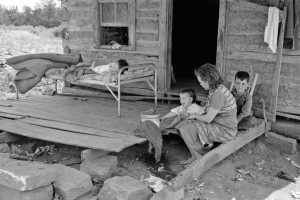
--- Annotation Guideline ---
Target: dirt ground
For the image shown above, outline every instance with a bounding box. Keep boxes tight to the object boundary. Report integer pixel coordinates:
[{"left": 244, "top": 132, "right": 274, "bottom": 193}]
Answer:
[{"left": 11, "top": 133, "right": 300, "bottom": 200}]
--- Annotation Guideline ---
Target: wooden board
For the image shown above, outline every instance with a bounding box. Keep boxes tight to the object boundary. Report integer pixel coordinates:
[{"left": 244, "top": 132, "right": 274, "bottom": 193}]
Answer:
[
  {"left": 0, "top": 118, "right": 145, "bottom": 152},
  {"left": 171, "top": 119, "right": 269, "bottom": 190}
]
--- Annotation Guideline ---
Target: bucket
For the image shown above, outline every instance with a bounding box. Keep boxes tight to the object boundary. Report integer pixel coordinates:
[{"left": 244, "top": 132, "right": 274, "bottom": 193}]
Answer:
[{"left": 141, "top": 109, "right": 160, "bottom": 127}]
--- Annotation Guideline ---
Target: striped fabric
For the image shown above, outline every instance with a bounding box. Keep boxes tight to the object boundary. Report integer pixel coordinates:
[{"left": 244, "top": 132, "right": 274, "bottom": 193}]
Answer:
[{"left": 193, "top": 84, "right": 238, "bottom": 145}]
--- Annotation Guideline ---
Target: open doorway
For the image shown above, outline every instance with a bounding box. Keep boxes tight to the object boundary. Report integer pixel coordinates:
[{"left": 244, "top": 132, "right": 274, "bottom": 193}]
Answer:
[{"left": 171, "top": 0, "right": 220, "bottom": 96}]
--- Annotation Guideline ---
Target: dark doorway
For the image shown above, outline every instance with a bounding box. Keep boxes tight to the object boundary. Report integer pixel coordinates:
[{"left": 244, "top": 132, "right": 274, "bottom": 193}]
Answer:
[{"left": 171, "top": 0, "right": 220, "bottom": 95}]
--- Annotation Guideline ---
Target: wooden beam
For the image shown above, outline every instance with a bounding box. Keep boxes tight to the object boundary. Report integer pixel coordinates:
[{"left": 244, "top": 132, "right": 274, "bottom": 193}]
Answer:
[
  {"left": 216, "top": 0, "right": 227, "bottom": 75},
  {"left": 269, "top": 7, "right": 287, "bottom": 122},
  {"left": 158, "top": 0, "right": 168, "bottom": 92},
  {"left": 170, "top": 119, "right": 269, "bottom": 190}
]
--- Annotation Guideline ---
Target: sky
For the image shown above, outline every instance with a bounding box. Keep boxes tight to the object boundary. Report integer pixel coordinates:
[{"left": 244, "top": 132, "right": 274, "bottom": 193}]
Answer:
[{"left": 0, "top": 0, "right": 61, "bottom": 11}]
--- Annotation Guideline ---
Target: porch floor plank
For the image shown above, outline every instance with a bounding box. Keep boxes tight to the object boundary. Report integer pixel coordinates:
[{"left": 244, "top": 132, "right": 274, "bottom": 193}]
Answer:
[
  {"left": 0, "top": 118, "right": 146, "bottom": 152},
  {"left": 0, "top": 95, "right": 172, "bottom": 152}
]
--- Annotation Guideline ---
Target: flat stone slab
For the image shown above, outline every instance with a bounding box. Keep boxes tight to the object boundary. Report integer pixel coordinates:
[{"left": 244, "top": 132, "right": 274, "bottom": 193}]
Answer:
[
  {"left": 0, "top": 184, "right": 53, "bottom": 200},
  {"left": 81, "top": 149, "right": 109, "bottom": 162},
  {"left": 52, "top": 164, "right": 93, "bottom": 200},
  {"left": 0, "top": 153, "right": 58, "bottom": 191},
  {"left": 80, "top": 155, "right": 117, "bottom": 182},
  {"left": 97, "top": 176, "right": 153, "bottom": 200}
]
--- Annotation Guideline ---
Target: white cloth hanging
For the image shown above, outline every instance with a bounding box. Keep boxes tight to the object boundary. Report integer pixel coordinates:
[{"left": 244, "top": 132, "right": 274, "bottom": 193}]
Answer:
[{"left": 264, "top": 7, "right": 280, "bottom": 53}]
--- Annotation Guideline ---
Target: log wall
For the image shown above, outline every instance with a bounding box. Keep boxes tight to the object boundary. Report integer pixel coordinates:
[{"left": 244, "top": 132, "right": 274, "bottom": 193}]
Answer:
[
  {"left": 243, "top": 0, "right": 300, "bottom": 115},
  {"left": 222, "top": 0, "right": 300, "bottom": 116},
  {"left": 60, "top": 0, "right": 163, "bottom": 93}
]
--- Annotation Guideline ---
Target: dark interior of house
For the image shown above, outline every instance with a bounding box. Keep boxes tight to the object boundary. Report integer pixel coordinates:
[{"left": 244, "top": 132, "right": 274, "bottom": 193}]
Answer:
[{"left": 171, "top": 0, "right": 220, "bottom": 92}]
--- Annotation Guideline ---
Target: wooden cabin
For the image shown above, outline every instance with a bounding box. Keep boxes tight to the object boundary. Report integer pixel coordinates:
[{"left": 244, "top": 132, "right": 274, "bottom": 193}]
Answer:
[{"left": 60, "top": 0, "right": 300, "bottom": 122}]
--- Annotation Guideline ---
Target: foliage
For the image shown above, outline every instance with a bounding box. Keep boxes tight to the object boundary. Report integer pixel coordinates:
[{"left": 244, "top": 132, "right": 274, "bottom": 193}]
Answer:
[
  {"left": 0, "top": 0, "right": 61, "bottom": 28},
  {"left": 0, "top": 26, "right": 64, "bottom": 97}
]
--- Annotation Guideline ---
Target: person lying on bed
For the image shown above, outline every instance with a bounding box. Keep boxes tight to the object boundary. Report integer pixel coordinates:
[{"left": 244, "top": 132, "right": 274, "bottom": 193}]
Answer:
[{"left": 88, "top": 59, "right": 128, "bottom": 83}]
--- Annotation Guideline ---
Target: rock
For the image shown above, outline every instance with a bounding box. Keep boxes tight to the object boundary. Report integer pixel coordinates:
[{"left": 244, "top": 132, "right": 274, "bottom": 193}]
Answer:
[
  {"left": 0, "top": 143, "right": 10, "bottom": 153},
  {"left": 81, "top": 149, "right": 109, "bottom": 162},
  {"left": 0, "top": 184, "right": 53, "bottom": 200},
  {"left": 80, "top": 155, "right": 117, "bottom": 182},
  {"left": 264, "top": 131, "right": 297, "bottom": 154},
  {"left": 0, "top": 131, "right": 20, "bottom": 143},
  {"left": 0, "top": 153, "right": 58, "bottom": 191},
  {"left": 97, "top": 176, "right": 153, "bottom": 200},
  {"left": 51, "top": 164, "right": 93, "bottom": 200},
  {"left": 150, "top": 186, "right": 184, "bottom": 200}
]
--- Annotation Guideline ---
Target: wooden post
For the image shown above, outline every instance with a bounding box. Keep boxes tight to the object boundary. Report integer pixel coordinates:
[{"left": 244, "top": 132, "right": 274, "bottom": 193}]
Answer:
[
  {"left": 216, "top": 0, "right": 227, "bottom": 76},
  {"left": 270, "top": 7, "right": 287, "bottom": 122},
  {"left": 158, "top": 0, "right": 169, "bottom": 92}
]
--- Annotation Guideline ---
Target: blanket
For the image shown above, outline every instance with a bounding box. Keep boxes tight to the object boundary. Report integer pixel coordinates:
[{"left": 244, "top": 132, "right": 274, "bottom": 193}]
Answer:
[{"left": 6, "top": 53, "right": 81, "bottom": 94}]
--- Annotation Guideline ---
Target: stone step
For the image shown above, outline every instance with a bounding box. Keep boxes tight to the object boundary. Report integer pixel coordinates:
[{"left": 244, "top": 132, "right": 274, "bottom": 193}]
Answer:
[
  {"left": 0, "top": 153, "right": 58, "bottom": 191},
  {"left": 51, "top": 164, "right": 93, "bottom": 200}
]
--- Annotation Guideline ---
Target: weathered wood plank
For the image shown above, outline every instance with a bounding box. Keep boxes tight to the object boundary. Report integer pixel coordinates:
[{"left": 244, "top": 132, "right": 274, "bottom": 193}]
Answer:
[
  {"left": 136, "top": 32, "right": 159, "bottom": 41},
  {"left": 136, "top": 9, "right": 159, "bottom": 18},
  {"left": 0, "top": 119, "right": 144, "bottom": 152},
  {"left": 216, "top": 0, "right": 227, "bottom": 74},
  {"left": 0, "top": 112, "right": 25, "bottom": 119},
  {"left": 136, "top": 17, "right": 159, "bottom": 32},
  {"left": 136, "top": 40, "right": 159, "bottom": 54},
  {"left": 137, "top": 0, "right": 160, "bottom": 9},
  {"left": 171, "top": 119, "right": 268, "bottom": 190},
  {"left": 19, "top": 117, "right": 146, "bottom": 141},
  {"left": 158, "top": 0, "right": 168, "bottom": 92},
  {"left": 269, "top": 7, "right": 286, "bottom": 122}
]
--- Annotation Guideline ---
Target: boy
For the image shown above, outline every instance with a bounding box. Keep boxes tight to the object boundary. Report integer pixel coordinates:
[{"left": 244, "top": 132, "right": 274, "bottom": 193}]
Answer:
[
  {"left": 231, "top": 71, "right": 257, "bottom": 129},
  {"left": 88, "top": 59, "right": 128, "bottom": 82},
  {"left": 161, "top": 89, "right": 204, "bottom": 129}
]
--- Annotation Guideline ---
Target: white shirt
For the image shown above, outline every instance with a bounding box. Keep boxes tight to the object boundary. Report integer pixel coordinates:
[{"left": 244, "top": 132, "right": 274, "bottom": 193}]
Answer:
[
  {"left": 90, "top": 64, "right": 111, "bottom": 74},
  {"left": 171, "top": 103, "right": 204, "bottom": 117}
]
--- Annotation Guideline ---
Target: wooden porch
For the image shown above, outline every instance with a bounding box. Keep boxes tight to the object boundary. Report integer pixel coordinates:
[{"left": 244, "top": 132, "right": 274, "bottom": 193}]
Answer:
[{"left": 0, "top": 95, "right": 171, "bottom": 152}]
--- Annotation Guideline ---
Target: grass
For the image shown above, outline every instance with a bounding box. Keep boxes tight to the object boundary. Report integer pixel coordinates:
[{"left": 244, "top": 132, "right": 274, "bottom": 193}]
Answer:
[
  {"left": 0, "top": 25, "right": 63, "bottom": 54},
  {"left": 0, "top": 25, "right": 64, "bottom": 98}
]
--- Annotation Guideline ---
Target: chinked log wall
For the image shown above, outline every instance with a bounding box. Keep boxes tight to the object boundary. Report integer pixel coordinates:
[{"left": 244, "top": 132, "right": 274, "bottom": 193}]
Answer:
[{"left": 60, "top": 0, "right": 163, "bottom": 95}]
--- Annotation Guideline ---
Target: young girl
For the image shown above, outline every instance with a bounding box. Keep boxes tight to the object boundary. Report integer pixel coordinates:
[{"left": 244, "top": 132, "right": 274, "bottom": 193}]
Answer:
[
  {"left": 161, "top": 89, "right": 204, "bottom": 128},
  {"left": 88, "top": 59, "right": 128, "bottom": 82}
]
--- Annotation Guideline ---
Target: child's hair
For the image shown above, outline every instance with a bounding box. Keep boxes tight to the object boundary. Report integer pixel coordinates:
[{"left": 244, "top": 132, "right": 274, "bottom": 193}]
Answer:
[
  {"left": 117, "top": 59, "right": 129, "bottom": 69},
  {"left": 181, "top": 89, "right": 197, "bottom": 103},
  {"left": 235, "top": 71, "right": 250, "bottom": 83}
]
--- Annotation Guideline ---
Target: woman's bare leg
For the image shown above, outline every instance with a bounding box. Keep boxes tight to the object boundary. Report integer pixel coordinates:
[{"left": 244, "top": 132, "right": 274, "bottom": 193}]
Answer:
[{"left": 177, "top": 120, "right": 203, "bottom": 165}]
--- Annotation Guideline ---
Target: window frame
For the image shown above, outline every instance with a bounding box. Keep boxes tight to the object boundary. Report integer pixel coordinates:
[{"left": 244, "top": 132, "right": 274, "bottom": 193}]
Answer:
[{"left": 96, "top": 0, "right": 136, "bottom": 50}]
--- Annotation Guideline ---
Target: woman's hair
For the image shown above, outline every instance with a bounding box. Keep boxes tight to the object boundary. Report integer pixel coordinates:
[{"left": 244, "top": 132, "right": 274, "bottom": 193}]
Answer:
[
  {"left": 181, "top": 88, "right": 197, "bottom": 103},
  {"left": 194, "top": 63, "right": 223, "bottom": 90}
]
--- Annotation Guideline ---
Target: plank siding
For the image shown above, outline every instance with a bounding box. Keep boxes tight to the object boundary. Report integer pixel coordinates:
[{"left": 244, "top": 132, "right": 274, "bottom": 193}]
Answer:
[
  {"left": 62, "top": 0, "right": 163, "bottom": 92},
  {"left": 218, "top": 0, "right": 292, "bottom": 119},
  {"left": 228, "top": 0, "right": 300, "bottom": 115}
]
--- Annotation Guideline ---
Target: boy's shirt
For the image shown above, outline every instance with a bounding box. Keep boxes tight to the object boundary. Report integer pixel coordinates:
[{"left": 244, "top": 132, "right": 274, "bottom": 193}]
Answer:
[
  {"left": 231, "top": 87, "right": 252, "bottom": 122},
  {"left": 171, "top": 103, "right": 205, "bottom": 118}
]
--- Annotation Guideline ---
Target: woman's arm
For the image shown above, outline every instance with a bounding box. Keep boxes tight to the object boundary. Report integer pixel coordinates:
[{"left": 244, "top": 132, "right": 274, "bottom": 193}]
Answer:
[{"left": 187, "top": 107, "right": 219, "bottom": 123}]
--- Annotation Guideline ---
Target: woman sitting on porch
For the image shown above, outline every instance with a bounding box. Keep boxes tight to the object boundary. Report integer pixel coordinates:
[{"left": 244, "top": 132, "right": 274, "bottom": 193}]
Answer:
[{"left": 176, "top": 63, "right": 238, "bottom": 165}]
